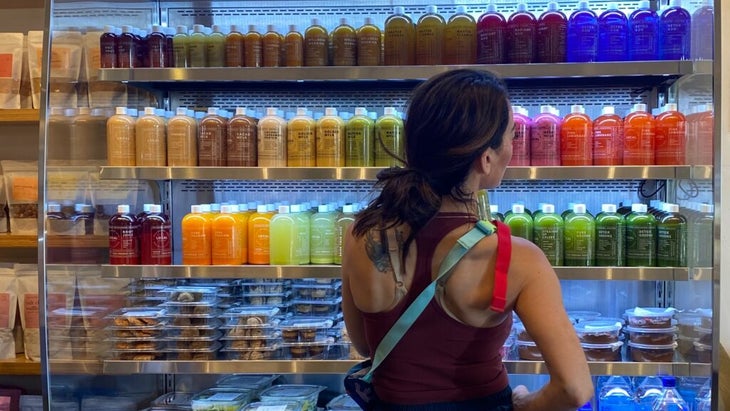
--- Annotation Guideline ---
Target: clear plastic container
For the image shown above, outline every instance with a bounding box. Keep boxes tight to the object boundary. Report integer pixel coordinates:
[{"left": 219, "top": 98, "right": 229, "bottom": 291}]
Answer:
[
  {"left": 693, "top": 341, "right": 712, "bottom": 363},
  {"left": 241, "top": 292, "right": 291, "bottom": 306},
  {"left": 221, "top": 306, "right": 281, "bottom": 326},
  {"left": 291, "top": 297, "right": 342, "bottom": 316},
  {"left": 125, "top": 295, "right": 168, "bottom": 308},
  {"left": 151, "top": 392, "right": 195, "bottom": 408},
  {"left": 107, "top": 324, "right": 165, "bottom": 339},
  {"left": 516, "top": 340, "right": 542, "bottom": 360},
  {"left": 291, "top": 281, "right": 342, "bottom": 300},
  {"left": 108, "top": 307, "right": 167, "bottom": 327},
  {"left": 259, "top": 385, "right": 325, "bottom": 411},
  {"left": 215, "top": 374, "right": 280, "bottom": 396},
  {"left": 166, "top": 326, "right": 221, "bottom": 339},
  {"left": 698, "top": 308, "right": 712, "bottom": 328},
  {"left": 222, "top": 334, "right": 281, "bottom": 350},
  {"left": 627, "top": 341, "right": 677, "bottom": 362},
  {"left": 624, "top": 307, "right": 675, "bottom": 328},
  {"left": 695, "top": 325, "right": 712, "bottom": 345},
  {"left": 676, "top": 311, "right": 702, "bottom": 338},
  {"left": 220, "top": 345, "right": 282, "bottom": 360},
  {"left": 326, "top": 394, "right": 360, "bottom": 411},
  {"left": 162, "top": 302, "right": 221, "bottom": 317},
  {"left": 625, "top": 326, "right": 677, "bottom": 345},
  {"left": 191, "top": 388, "right": 254, "bottom": 411},
  {"left": 239, "top": 280, "right": 291, "bottom": 294},
  {"left": 169, "top": 316, "right": 222, "bottom": 327},
  {"left": 566, "top": 310, "right": 602, "bottom": 324},
  {"left": 574, "top": 320, "right": 623, "bottom": 343},
  {"left": 677, "top": 335, "right": 698, "bottom": 360},
  {"left": 278, "top": 318, "right": 334, "bottom": 342},
  {"left": 166, "top": 286, "right": 220, "bottom": 304},
  {"left": 222, "top": 323, "right": 280, "bottom": 338},
  {"left": 580, "top": 341, "right": 623, "bottom": 361},
  {"left": 165, "top": 341, "right": 222, "bottom": 360},
  {"left": 241, "top": 401, "right": 302, "bottom": 411},
  {"left": 111, "top": 338, "right": 165, "bottom": 351},
  {"left": 166, "top": 332, "right": 222, "bottom": 348}
]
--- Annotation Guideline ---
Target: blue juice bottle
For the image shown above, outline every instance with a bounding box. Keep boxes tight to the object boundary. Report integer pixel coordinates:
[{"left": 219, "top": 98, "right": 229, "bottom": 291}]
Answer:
[
  {"left": 597, "top": 2, "right": 628, "bottom": 61},
  {"left": 659, "top": 0, "right": 691, "bottom": 60},
  {"left": 566, "top": 1, "right": 598, "bottom": 62},
  {"left": 691, "top": 0, "right": 713, "bottom": 60},
  {"left": 629, "top": 0, "right": 659, "bottom": 61}
]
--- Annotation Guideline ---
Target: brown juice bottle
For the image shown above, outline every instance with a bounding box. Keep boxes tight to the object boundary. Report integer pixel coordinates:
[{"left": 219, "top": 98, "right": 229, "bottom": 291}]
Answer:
[
  {"left": 332, "top": 18, "right": 357, "bottom": 66},
  {"left": 135, "top": 107, "right": 167, "bottom": 166},
  {"left": 262, "top": 24, "right": 283, "bottom": 67},
  {"left": 147, "top": 24, "right": 168, "bottom": 67},
  {"left": 384, "top": 6, "right": 416, "bottom": 65},
  {"left": 443, "top": 5, "right": 477, "bottom": 64},
  {"left": 225, "top": 24, "right": 245, "bottom": 67},
  {"left": 167, "top": 107, "right": 198, "bottom": 166},
  {"left": 415, "top": 5, "right": 446, "bottom": 65},
  {"left": 198, "top": 107, "right": 227, "bottom": 166},
  {"left": 257, "top": 107, "right": 287, "bottom": 167},
  {"left": 244, "top": 25, "right": 262, "bottom": 67},
  {"left": 357, "top": 17, "right": 382, "bottom": 66},
  {"left": 284, "top": 24, "right": 303, "bottom": 67},
  {"left": 227, "top": 107, "right": 258, "bottom": 166},
  {"left": 106, "top": 106, "right": 136, "bottom": 166},
  {"left": 304, "top": 18, "right": 329, "bottom": 66}
]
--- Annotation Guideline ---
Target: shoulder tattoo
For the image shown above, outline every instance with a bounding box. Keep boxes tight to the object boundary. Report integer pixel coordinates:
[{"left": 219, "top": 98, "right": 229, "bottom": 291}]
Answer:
[{"left": 365, "top": 231, "right": 392, "bottom": 273}]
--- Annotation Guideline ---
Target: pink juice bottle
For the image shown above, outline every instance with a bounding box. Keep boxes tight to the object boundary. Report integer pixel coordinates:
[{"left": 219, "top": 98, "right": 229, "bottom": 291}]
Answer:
[
  {"left": 506, "top": 3, "right": 536, "bottom": 64},
  {"left": 530, "top": 105, "right": 562, "bottom": 166},
  {"left": 477, "top": 3, "right": 506, "bottom": 64},
  {"left": 536, "top": 2, "right": 567, "bottom": 63},
  {"left": 510, "top": 106, "right": 531, "bottom": 166}
]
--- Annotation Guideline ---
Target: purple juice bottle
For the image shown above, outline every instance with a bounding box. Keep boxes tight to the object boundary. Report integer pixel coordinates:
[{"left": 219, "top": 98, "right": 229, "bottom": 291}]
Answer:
[
  {"left": 506, "top": 3, "right": 536, "bottom": 64},
  {"left": 659, "top": 0, "right": 691, "bottom": 60},
  {"left": 566, "top": 1, "right": 598, "bottom": 62},
  {"left": 477, "top": 3, "right": 506, "bottom": 64},
  {"left": 510, "top": 106, "right": 531, "bottom": 166},
  {"left": 691, "top": 0, "right": 713, "bottom": 60},
  {"left": 530, "top": 105, "right": 562, "bottom": 166},
  {"left": 629, "top": 0, "right": 659, "bottom": 61},
  {"left": 598, "top": 2, "right": 628, "bottom": 61},
  {"left": 536, "top": 2, "right": 567, "bottom": 63}
]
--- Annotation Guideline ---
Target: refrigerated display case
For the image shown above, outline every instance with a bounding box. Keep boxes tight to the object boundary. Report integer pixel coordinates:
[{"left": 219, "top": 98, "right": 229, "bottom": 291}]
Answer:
[{"left": 37, "top": 0, "right": 720, "bottom": 409}]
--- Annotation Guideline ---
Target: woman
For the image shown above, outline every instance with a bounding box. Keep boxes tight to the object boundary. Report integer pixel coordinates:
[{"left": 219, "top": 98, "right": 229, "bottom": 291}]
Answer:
[{"left": 341, "top": 69, "right": 593, "bottom": 411}]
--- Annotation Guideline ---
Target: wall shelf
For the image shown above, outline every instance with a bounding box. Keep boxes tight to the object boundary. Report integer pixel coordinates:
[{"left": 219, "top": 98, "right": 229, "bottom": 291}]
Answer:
[
  {"left": 0, "top": 354, "right": 41, "bottom": 375},
  {"left": 0, "top": 109, "right": 39, "bottom": 124},
  {"left": 0, "top": 234, "right": 108, "bottom": 248}
]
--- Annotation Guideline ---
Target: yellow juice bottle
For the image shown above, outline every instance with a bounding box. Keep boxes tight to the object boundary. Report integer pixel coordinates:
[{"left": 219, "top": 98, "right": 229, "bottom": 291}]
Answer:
[
  {"left": 375, "top": 107, "right": 405, "bottom": 166},
  {"left": 187, "top": 24, "right": 208, "bottom": 67},
  {"left": 332, "top": 18, "right": 357, "bottom": 66},
  {"left": 316, "top": 107, "right": 346, "bottom": 166},
  {"left": 357, "top": 17, "right": 382, "bottom": 66},
  {"left": 248, "top": 204, "right": 273, "bottom": 264},
  {"left": 416, "top": 5, "right": 445, "bottom": 65},
  {"left": 384, "top": 6, "right": 416, "bottom": 65},
  {"left": 181, "top": 204, "right": 211, "bottom": 265},
  {"left": 444, "top": 5, "right": 477, "bottom": 64},
  {"left": 291, "top": 203, "right": 311, "bottom": 265},
  {"left": 211, "top": 204, "right": 243, "bottom": 265},
  {"left": 287, "top": 107, "right": 316, "bottom": 166},
  {"left": 304, "top": 18, "right": 329, "bottom": 66},
  {"left": 334, "top": 204, "right": 356, "bottom": 264},
  {"left": 270, "top": 205, "right": 299, "bottom": 265},
  {"left": 106, "top": 106, "right": 136, "bottom": 166},
  {"left": 257, "top": 107, "right": 287, "bottom": 167},
  {"left": 345, "top": 107, "right": 375, "bottom": 166}
]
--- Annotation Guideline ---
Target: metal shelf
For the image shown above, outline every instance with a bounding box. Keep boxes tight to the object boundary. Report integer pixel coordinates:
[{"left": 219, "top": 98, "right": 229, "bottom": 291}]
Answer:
[
  {"left": 98, "top": 166, "right": 713, "bottom": 181},
  {"left": 100, "top": 264, "right": 711, "bottom": 281}
]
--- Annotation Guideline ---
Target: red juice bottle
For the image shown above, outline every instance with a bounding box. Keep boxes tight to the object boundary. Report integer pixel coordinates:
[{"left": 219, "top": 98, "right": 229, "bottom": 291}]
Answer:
[
  {"left": 100, "top": 25, "right": 118, "bottom": 68},
  {"left": 477, "top": 3, "right": 506, "bottom": 64},
  {"left": 655, "top": 103, "right": 686, "bottom": 165},
  {"left": 140, "top": 204, "right": 172, "bottom": 265},
  {"left": 593, "top": 106, "right": 623, "bottom": 165},
  {"left": 530, "top": 105, "right": 561, "bottom": 166},
  {"left": 108, "top": 204, "right": 139, "bottom": 265},
  {"left": 510, "top": 105, "right": 531, "bottom": 166},
  {"left": 623, "top": 103, "right": 655, "bottom": 165},
  {"left": 695, "top": 104, "right": 714, "bottom": 165},
  {"left": 117, "top": 25, "right": 137, "bottom": 68},
  {"left": 147, "top": 24, "right": 167, "bottom": 68},
  {"left": 560, "top": 104, "right": 593, "bottom": 165},
  {"left": 506, "top": 3, "right": 537, "bottom": 64},
  {"left": 536, "top": 2, "right": 567, "bottom": 63}
]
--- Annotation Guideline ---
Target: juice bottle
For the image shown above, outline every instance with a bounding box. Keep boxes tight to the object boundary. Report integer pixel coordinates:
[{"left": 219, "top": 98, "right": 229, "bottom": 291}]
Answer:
[
  {"left": 532, "top": 203, "right": 564, "bottom": 266},
  {"left": 593, "top": 106, "right": 623, "bottom": 165},
  {"left": 147, "top": 24, "right": 167, "bottom": 67},
  {"left": 257, "top": 107, "right": 287, "bottom": 167},
  {"left": 415, "top": 5, "right": 445, "bottom": 65},
  {"left": 100, "top": 25, "right": 118, "bottom": 68},
  {"left": 287, "top": 107, "right": 316, "bottom": 167},
  {"left": 225, "top": 25, "right": 245, "bottom": 67},
  {"left": 332, "top": 18, "right": 357, "bottom": 66},
  {"left": 536, "top": 2, "right": 567, "bottom": 63},
  {"left": 291, "top": 204, "right": 311, "bottom": 265},
  {"left": 489, "top": 205, "right": 503, "bottom": 222},
  {"left": 139, "top": 204, "right": 172, "bottom": 265},
  {"left": 117, "top": 25, "right": 136, "bottom": 68},
  {"left": 623, "top": 103, "right": 655, "bottom": 165},
  {"left": 560, "top": 104, "right": 593, "bottom": 166},
  {"left": 73, "top": 203, "right": 95, "bottom": 235},
  {"left": 182, "top": 204, "right": 212, "bottom": 265},
  {"left": 625, "top": 203, "right": 656, "bottom": 266},
  {"left": 108, "top": 204, "right": 139, "bottom": 265},
  {"left": 654, "top": 103, "right": 686, "bottom": 165},
  {"left": 443, "top": 5, "right": 477, "bottom": 64},
  {"left": 689, "top": 203, "right": 713, "bottom": 267},
  {"left": 504, "top": 203, "right": 533, "bottom": 241},
  {"left": 597, "top": 3, "right": 629, "bottom": 61},
  {"left": 204, "top": 24, "right": 225, "bottom": 67},
  {"left": 695, "top": 104, "right": 714, "bottom": 165},
  {"left": 384, "top": 6, "right": 416, "bottom": 65},
  {"left": 135, "top": 106, "right": 167, "bottom": 166},
  {"left": 248, "top": 204, "right": 273, "bottom": 264},
  {"left": 187, "top": 24, "right": 208, "bottom": 67},
  {"left": 566, "top": 1, "right": 599, "bottom": 62},
  {"left": 284, "top": 25, "right": 304, "bottom": 67},
  {"left": 656, "top": 203, "right": 687, "bottom": 267},
  {"left": 628, "top": 0, "right": 659, "bottom": 61},
  {"left": 691, "top": 0, "right": 713, "bottom": 60},
  {"left": 198, "top": 107, "right": 227, "bottom": 166},
  {"left": 659, "top": 0, "right": 691, "bottom": 60},
  {"left": 172, "top": 25, "right": 188, "bottom": 67},
  {"left": 304, "top": 18, "right": 329, "bottom": 66},
  {"left": 506, "top": 3, "right": 536, "bottom": 64},
  {"left": 357, "top": 17, "right": 381, "bottom": 66},
  {"left": 262, "top": 25, "right": 283, "bottom": 67},
  {"left": 47, "top": 107, "right": 73, "bottom": 162},
  {"left": 530, "top": 105, "right": 561, "bottom": 166},
  {"left": 509, "top": 106, "right": 531, "bottom": 166},
  {"left": 310, "top": 204, "right": 336, "bottom": 264},
  {"left": 477, "top": 3, "right": 506, "bottom": 64},
  {"left": 167, "top": 107, "right": 198, "bottom": 166},
  {"left": 269, "top": 205, "right": 298, "bottom": 265},
  {"left": 375, "top": 107, "right": 405, "bottom": 167},
  {"left": 316, "top": 107, "right": 346, "bottom": 166},
  {"left": 334, "top": 204, "right": 355, "bottom": 264},
  {"left": 595, "top": 203, "right": 625, "bottom": 266},
  {"left": 71, "top": 107, "right": 107, "bottom": 164},
  {"left": 244, "top": 25, "right": 262, "bottom": 68},
  {"left": 563, "top": 203, "right": 595, "bottom": 266},
  {"left": 211, "top": 204, "right": 244, "bottom": 265},
  {"left": 106, "top": 106, "right": 136, "bottom": 166},
  {"left": 345, "top": 107, "right": 375, "bottom": 166},
  {"left": 136, "top": 28, "right": 148, "bottom": 68},
  {"left": 232, "top": 204, "right": 250, "bottom": 264},
  {"left": 227, "top": 107, "right": 258, "bottom": 167}
]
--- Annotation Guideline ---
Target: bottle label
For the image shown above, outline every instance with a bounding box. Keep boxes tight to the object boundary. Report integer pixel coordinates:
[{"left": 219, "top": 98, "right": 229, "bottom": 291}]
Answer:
[
  {"left": 561, "top": 125, "right": 591, "bottom": 165},
  {"left": 530, "top": 121, "right": 560, "bottom": 165},
  {"left": 183, "top": 228, "right": 209, "bottom": 260},
  {"left": 345, "top": 128, "right": 369, "bottom": 166},
  {"left": 564, "top": 228, "right": 594, "bottom": 262},
  {"left": 533, "top": 225, "right": 562, "bottom": 265},
  {"left": 316, "top": 125, "right": 344, "bottom": 166},
  {"left": 596, "top": 223, "right": 624, "bottom": 263},
  {"left": 228, "top": 124, "right": 258, "bottom": 166},
  {"left": 109, "top": 224, "right": 139, "bottom": 259},
  {"left": 625, "top": 224, "right": 655, "bottom": 263},
  {"left": 657, "top": 224, "right": 686, "bottom": 266},
  {"left": 593, "top": 123, "right": 621, "bottom": 164},
  {"left": 357, "top": 33, "right": 381, "bottom": 65},
  {"left": 477, "top": 27, "right": 504, "bottom": 63},
  {"left": 287, "top": 127, "right": 316, "bottom": 166},
  {"left": 199, "top": 124, "right": 226, "bottom": 166},
  {"left": 508, "top": 23, "right": 535, "bottom": 63},
  {"left": 149, "top": 225, "right": 172, "bottom": 260},
  {"left": 509, "top": 121, "right": 530, "bottom": 166},
  {"left": 630, "top": 22, "right": 658, "bottom": 57}
]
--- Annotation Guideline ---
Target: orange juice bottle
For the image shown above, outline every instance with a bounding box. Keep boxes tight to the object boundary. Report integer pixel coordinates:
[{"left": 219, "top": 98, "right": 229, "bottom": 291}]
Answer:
[
  {"left": 181, "top": 204, "right": 212, "bottom": 265},
  {"left": 623, "top": 103, "right": 655, "bottom": 165},
  {"left": 211, "top": 204, "right": 244, "bottom": 265},
  {"left": 284, "top": 25, "right": 304, "bottom": 67},
  {"left": 234, "top": 203, "right": 252, "bottom": 263},
  {"left": 287, "top": 107, "right": 316, "bottom": 166},
  {"left": 316, "top": 107, "right": 346, "bottom": 166},
  {"left": 695, "top": 104, "right": 714, "bottom": 165},
  {"left": 248, "top": 204, "right": 273, "bottom": 264},
  {"left": 593, "top": 106, "right": 623, "bottom": 165},
  {"left": 225, "top": 24, "right": 245, "bottom": 67},
  {"left": 560, "top": 104, "right": 593, "bottom": 166},
  {"left": 262, "top": 24, "right": 283, "bottom": 67},
  {"left": 244, "top": 25, "right": 263, "bottom": 67},
  {"left": 654, "top": 103, "right": 686, "bottom": 165},
  {"left": 384, "top": 6, "right": 416, "bottom": 65}
]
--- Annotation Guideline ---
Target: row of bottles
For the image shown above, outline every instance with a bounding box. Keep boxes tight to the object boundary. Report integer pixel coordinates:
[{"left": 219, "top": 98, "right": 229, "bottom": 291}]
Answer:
[
  {"left": 596, "top": 375, "right": 710, "bottom": 410},
  {"left": 509, "top": 103, "right": 713, "bottom": 167},
  {"left": 98, "top": 0, "right": 714, "bottom": 69},
  {"left": 108, "top": 204, "right": 172, "bottom": 265},
  {"left": 106, "top": 106, "right": 404, "bottom": 167}
]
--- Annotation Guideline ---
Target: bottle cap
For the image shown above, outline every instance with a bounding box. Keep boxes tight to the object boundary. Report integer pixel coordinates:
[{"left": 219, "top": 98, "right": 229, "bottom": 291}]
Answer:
[
  {"left": 607, "top": 2, "right": 619, "bottom": 10},
  {"left": 149, "top": 204, "right": 162, "bottom": 213},
  {"left": 266, "top": 204, "right": 276, "bottom": 212},
  {"left": 383, "top": 107, "right": 397, "bottom": 115},
  {"left": 394, "top": 6, "right": 406, "bottom": 15},
  {"left": 354, "top": 107, "right": 368, "bottom": 116},
  {"left": 318, "top": 204, "right": 329, "bottom": 212},
  {"left": 193, "top": 24, "right": 204, "bottom": 33},
  {"left": 176, "top": 25, "right": 187, "bottom": 34},
  {"left": 601, "top": 204, "right": 617, "bottom": 213},
  {"left": 289, "top": 24, "right": 298, "bottom": 32},
  {"left": 699, "top": 203, "right": 713, "bottom": 213},
  {"left": 48, "top": 203, "right": 62, "bottom": 213},
  {"left": 276, "top": 205, "right": 288, "bottom": 214},
  {"left": 115, "top": 107, "right": 127, "bottom": 115},
  {"left": 267, "top": 24, "right": 276, "bottom": 32},
  {"left": 220, "top": 204, "right": 234, "bottom": 214},
  {"left": 233, "top": 107, "right": 246, "bottom": 116},
  {"left": 264, "top": 107, "right": 277, "bottom": 116},
  {"left": 143, "top": 107, "right": 155, "bottom": 115},
  {"left": 212, "top": 24, "right": 223, "bottom": 33},
  {"left": 489, "top": 204, "right": 499, "bottom": 213},
  {"left": 541, "top": 203, "right": 555, "bottom": 214},
  {"left": 190, "top": 205, "right": 202, "bottom": 213},
  {"left": 665, "top": 203, "right": 679, "bottom": 213},
  {"left": 248, "top": 24, "right": 258, "bottom": 32},
  {"left": 121, "top": 25, "right": 133, "bottom": 33},
  {"left": 632, "top": 203, "right": 648, "bottom": 213},
  {"left": 117, "top": 204, "right": 130, "bottom": 214},
  {"left": 291, "top": 204, "right": 302, "bottom": 213},
  {"left": 517, "top": 3, "right": 527, "bottom": 12},
  {"left": 639, "top": 0, "right": 650, "bottom": 9},
  {"left": 342, "top": 204, "right": 354, "bottom": 213},
  {"left": 633, "top": 103, "right": 648, "bottom": 113},
  {"left": 325, "top": 107, "right": 338, "bottom": 116},
  {"left": 512, "top": 203, "right": 525, "bottom": 214},
  {"left": 152, "top": 24, "right": 163, "bottom": 32},
  {"left": 206, "top": 107, "right": 219, "bottom": 115},
  {"left": 573, "top": 204, "right": 587, "bottom": 214},
  {"left": 311, "top": 18, "right": 321, "bottom": 26},
  {"left": 487, "top": 3, "right": 497, "bottom": 12},
  {"left": 571, "top": 104, "right": 585, "bottom": 114},
  {"left": 339, "top": 18, "right": 349, "bottom": 26},
  {"left": 426, "top": 5, "right": 438, "bottom": 14},
  {"left": 364, "top": 17, "right": 374, "bottom": 25},
  {"left": 601, "top": 106, "right": 615, "bottom": 115},
  {"left": 578, "top": 1, "right": 589, "bottom": 9},
  {"left": 665, "top": 103, "right": 678, "bottom": 112},
  {"left": 455, "top": 5, "right": 467, "bottom": 14},
  {"left": 540, "top": 105, "right": 553, "bottom": 114},
  {"left": 547, "top": 2, "right": 558, "bottom": 11}
]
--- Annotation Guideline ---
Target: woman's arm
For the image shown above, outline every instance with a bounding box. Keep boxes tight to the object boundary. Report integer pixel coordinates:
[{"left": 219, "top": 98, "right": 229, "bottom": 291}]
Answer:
[{"left": 341, "top": 226, "right": 370, "bottom": 357}]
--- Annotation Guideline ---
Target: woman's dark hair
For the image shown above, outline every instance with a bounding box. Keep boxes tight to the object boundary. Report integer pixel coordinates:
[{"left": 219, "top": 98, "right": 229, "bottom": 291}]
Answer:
[{"left": 352, "top": 69, "right": 511, "bottom": 253}]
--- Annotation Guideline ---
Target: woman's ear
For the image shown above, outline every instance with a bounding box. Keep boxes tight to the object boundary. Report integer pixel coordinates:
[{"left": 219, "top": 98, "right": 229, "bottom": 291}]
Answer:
[{"left": 478, "top": 149, "right": 492, "bottom": 176}]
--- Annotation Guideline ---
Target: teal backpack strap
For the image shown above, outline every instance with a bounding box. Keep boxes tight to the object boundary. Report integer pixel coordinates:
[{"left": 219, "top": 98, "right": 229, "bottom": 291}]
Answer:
[{"left": 362, "top": 220, "right": 495, "bottom": 382}]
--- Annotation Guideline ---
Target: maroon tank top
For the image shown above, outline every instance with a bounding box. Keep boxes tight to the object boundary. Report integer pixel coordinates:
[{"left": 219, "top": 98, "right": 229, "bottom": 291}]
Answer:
[{"left": 362, "top": 213, "right": 513, "bottom": 404}]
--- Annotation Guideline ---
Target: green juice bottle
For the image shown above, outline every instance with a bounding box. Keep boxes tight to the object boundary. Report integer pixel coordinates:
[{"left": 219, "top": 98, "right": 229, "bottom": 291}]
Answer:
[
  {"left": 625, "top": 203, "right": 657, "bottom": 267},
  {"left": 310, "top": 204, "right": 336, "bottom": 264},
  {"left": 206, "top": 24, "right": 226, "bottom": 67},
  {"left": 345, "top": 107, "right": 375, "bottom": 166},
  {"left": 533, "top": 203, "right": 564, "bottom": 265},
  {"left": 690, "top": 203, "right": 713, "bottom": 267},
  {"left": 334, "top": 204, "right": 355, "bottom": 264},
  {"left": 187, "top": 24, "right": 208, "bottom": 67},
  {"left": 595, "top": 203, "right": 625, "bottom": 266},
  {"left": 563, "top": 203, "right": 595, "bottom": 266},
  {"left": 291, "top": 204, "right": 311, "bottom": 265},
  {"left": 269, "top": 205, "right": 298, "bottom": 265},
  {"left": 489, "top": 205, "right": 503, "bottom": 222},
  {"left": 375, "top": 107, "right": 405, "bottom": 167},
  {"left": 656, "top": 203, "right": 687, "bottom": 267},
  {"left": 504, "top": 203, "right": 533, "bottom": 241},
  {"left": 172, "top": 25, "right": 188, "bottom": 67}
]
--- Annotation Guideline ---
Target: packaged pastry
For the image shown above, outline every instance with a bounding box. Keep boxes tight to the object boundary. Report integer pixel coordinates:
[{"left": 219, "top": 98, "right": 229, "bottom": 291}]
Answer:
[
  {"left": 165, "top": 341, "right": 221, "bottom": 360},
  {"left": 280, "top": 338, "right": 334, "bottom": 359},
  {"left": 166, "top": 326, "right": 221, "bottom": 339},
  {"left": 627, "top": 341, "right": 677, "bottom": 362},
  {"left": 239, "top": 280, "right": 290, "bottom": 294},
  {"left": 624, "top": 307, "right": 675, "bottom": 329},
  {"left": 166, "top": 286, "right": 219, "bottom": 304},
  {"left": 241, "top": 291, "right": 291, "bottom": 306},
  {"left": 625, "top": 326, "right": 677, "bottom": 345},
  {"left": 278, "top": 318, "right": 334, "bottom": 343},
  {"left": 107, "top": 307, "right": 166, "bottom": 327},
  {"left": 221, "top": 322, "right": 279, "bottom": 339},
  {"left": 166, "top": 331, "right": 222, "bottom": 349},
  {"left": 580, "top": 341, "right": 623, "bottom": 361},
  {"left": 575, "top": 320, "right": 623, "bottom": 344},
  {"left": 221, "top": 306, "right": 280, "bottom": 327},
  {"left": 516, "top": 340, "right": 542, "bottom": 361},
  {"left": 291, "top": 297, "right": 341, "bottom": 316},
  {"left": 108, "top": 325, "right": 165, "bottom": 339},
  {"left": 222, "top": 334, "right": 281, "bottom": 350},
  {"left": 292, "top": 281, "right": 341, "bottom": 300},
  {"left": 220, "top": 345, "right": 281, "bottom": 360},
  {"left": 259, "top": 385, "right": 325, "bottom": 411},
  {"left": 191, "top": 388, "right": 253, "bottom": 411},
  {"left": 162, "top": 302, "right": 221, "bottom": 317}
]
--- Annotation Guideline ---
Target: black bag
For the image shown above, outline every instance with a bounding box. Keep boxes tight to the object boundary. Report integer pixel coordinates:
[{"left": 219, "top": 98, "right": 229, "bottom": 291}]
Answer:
[{"left": 344, "top": 359, "right": 377, "bottom": 410}]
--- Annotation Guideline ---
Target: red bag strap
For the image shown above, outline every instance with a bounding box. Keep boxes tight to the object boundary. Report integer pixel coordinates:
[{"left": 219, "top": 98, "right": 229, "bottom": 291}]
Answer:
[{"left": 489, "top": 221, "right": 511, "bottom": 313}]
